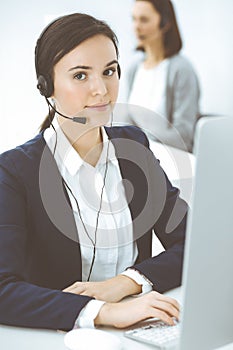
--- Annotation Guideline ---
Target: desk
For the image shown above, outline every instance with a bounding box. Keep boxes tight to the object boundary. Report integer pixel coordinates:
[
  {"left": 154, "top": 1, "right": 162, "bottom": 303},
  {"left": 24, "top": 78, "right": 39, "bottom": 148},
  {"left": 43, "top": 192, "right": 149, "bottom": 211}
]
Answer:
[{"left": 1, "top": 287, "right": 233, "bottom": 350}]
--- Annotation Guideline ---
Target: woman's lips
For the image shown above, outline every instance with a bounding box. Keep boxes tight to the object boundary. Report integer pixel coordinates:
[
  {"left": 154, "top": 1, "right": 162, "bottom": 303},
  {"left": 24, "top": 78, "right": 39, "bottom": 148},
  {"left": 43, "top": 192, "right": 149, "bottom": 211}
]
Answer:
[
  {"left": 137, "top": 34, "right": 146, "bottom": 40},
  {"left": 86, "top": 103, "right": 110, "bottom": 112}
]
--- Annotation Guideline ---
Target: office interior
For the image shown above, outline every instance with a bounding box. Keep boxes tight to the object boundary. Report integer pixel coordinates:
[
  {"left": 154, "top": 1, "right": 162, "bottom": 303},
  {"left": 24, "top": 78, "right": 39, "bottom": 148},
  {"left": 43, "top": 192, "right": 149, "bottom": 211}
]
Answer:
[{"left": 0, "top": 1, "right": 233, "bottom": 349}]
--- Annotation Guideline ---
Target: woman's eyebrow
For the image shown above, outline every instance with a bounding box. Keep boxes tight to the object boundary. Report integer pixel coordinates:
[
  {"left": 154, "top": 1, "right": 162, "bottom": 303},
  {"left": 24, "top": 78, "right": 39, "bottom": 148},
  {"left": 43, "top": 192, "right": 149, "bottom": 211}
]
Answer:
[
  {"left": 68, "top": 59, "right": 118, "bottom": 72},
  {"left": 105, "top": 59, "right": 118, "bottom": 67},
  {"left": 68, "top": 65, "right": 91, "bottom": 71}
]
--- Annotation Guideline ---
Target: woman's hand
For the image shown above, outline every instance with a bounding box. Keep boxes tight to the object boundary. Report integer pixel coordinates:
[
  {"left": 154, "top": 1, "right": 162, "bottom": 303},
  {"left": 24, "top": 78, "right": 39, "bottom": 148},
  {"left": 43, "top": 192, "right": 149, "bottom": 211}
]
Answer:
[
  {"left": 94, "top": 291, "right": 180, "bottom": 328},
  {"left": 62, "top": 275, "right": 142, "bottom": 302}
]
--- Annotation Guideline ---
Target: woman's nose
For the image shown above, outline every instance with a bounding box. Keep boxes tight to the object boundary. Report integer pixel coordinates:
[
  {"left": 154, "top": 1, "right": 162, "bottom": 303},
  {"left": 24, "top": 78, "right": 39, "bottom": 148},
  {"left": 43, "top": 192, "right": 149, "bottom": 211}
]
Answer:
[
  {"left": 133, "top": 19, "right": 141, "bottom": 33},
  {"left": 90, "top": 76, "right": 107, "bottom": 96}
]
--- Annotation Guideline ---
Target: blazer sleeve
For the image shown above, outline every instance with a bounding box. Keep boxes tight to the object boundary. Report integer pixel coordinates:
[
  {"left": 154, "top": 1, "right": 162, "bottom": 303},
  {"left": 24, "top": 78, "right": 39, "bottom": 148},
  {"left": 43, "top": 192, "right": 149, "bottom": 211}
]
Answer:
[
  {"left": 131, "top": 147, "right": 188, "bottom": 293},
  {"left": 0, "top": 154, "right": 93, "bottom": 330}
]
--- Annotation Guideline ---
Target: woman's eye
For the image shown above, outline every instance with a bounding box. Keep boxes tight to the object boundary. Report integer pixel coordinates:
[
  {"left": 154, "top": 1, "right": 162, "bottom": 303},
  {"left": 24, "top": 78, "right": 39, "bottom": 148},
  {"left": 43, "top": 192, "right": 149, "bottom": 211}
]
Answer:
[
  {"left": 103, "top": 68, "right": 116, "bottom": 77},
  {"left": 74, "top": 72, "right": 86, "bottom": 81}
]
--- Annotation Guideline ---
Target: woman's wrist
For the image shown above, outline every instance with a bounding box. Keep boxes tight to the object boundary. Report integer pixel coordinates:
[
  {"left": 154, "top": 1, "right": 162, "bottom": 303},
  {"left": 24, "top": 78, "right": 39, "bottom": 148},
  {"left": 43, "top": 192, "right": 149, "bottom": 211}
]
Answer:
[
  {"left": 115, "top": 274, "right": 142, "bottom": 298},
  {"left": 94, "top": 303, "right": 113, "bottom": 327},
  {"left": 94, "top": 302, "right": 126, "bottom": 328}
]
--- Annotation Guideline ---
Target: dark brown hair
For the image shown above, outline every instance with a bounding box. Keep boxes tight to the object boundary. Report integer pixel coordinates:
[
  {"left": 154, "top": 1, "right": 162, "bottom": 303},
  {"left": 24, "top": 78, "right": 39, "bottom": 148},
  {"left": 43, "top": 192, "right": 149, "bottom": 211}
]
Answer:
[
  {"left": 135, "top": 0, "right": 182, "bottom": 57},
  {"left": 35, "top": 13, "right": 119, "bottom": 131}
]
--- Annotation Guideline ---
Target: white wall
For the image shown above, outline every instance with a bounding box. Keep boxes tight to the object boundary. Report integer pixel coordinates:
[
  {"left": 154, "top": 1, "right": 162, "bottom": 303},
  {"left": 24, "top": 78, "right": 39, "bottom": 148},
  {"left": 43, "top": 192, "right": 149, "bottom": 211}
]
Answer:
[
  {"left": 0, "top": 0, "right": 232, "bottom": 153},
  {"left": 173, "top": 0, "right": 233, "bottom": 117}
]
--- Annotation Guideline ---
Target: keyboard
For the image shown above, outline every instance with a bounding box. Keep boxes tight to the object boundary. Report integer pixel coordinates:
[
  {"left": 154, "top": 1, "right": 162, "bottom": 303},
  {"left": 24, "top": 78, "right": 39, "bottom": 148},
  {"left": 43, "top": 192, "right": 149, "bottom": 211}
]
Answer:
[{"left": 124, "top": 319, "right": 180, "bottom": 349}]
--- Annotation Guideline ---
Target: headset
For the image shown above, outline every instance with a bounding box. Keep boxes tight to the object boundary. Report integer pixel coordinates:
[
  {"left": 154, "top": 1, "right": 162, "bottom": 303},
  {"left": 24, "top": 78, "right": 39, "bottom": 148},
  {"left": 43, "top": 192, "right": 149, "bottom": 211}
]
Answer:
[{"left": 35, "top": 14, "right": 121, "bottom": 99}]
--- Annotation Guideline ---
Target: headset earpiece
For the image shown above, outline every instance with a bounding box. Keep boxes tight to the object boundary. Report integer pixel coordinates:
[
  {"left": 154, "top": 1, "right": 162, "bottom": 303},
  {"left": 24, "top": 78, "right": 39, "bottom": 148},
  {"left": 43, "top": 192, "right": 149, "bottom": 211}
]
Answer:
[
  {"left": 37, "top": 75, "right": 53, "bottom": 98},
  {"left": 117, "top": 64, "right": 121, "bottom": 79}
]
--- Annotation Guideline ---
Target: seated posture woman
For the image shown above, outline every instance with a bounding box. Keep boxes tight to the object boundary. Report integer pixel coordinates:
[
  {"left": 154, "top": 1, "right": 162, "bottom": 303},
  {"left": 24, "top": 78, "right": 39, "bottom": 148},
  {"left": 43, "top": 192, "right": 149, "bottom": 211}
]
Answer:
[
  {"left": 124, "top": 0, "right": 200, "bottom": 152},
  {"left": 0, "top": 13, "right": 187, "bottom": 331}
]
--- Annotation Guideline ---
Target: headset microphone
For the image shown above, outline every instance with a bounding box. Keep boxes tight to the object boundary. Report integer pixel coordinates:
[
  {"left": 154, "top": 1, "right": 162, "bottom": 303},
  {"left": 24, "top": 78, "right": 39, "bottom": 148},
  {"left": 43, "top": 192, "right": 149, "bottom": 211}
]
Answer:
[{"left": 45, "top": 97, "right": 87, "bottom": 124}]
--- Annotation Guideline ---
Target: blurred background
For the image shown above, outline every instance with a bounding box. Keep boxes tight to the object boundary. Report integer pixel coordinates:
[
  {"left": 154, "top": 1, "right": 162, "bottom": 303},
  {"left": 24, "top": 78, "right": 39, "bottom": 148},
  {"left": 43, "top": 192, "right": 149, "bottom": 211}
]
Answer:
[{"left": 0, "top": 0, "right": 233, "bottom": 152}]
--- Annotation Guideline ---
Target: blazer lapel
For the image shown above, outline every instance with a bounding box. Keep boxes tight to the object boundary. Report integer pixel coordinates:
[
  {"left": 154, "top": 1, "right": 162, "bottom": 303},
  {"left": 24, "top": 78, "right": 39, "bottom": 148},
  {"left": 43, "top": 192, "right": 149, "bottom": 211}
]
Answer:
[{"left": 105, "top": 128, "right": 152, "bottom": 261}]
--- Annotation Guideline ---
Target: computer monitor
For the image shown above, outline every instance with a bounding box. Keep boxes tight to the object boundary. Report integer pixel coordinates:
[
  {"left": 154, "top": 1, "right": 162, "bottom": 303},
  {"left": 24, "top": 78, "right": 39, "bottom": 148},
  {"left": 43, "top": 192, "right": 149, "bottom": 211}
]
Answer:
[{"left": 179, "top": 116, "right": 233, "bottom": 350}]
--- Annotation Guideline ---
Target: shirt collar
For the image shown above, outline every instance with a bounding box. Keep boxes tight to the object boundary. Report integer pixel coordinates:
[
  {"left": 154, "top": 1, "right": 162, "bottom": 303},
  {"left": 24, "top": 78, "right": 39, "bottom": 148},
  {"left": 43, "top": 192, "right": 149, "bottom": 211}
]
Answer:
[{"left": 43, "top": 117, "right": 118, "bottom": 177}]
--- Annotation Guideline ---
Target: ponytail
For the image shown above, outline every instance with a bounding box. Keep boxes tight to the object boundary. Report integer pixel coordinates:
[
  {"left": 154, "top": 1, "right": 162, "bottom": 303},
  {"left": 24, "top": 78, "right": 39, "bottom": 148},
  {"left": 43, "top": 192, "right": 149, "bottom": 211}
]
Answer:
[{"left": 39, "top": 109, "right": 55, "bottom": 132}]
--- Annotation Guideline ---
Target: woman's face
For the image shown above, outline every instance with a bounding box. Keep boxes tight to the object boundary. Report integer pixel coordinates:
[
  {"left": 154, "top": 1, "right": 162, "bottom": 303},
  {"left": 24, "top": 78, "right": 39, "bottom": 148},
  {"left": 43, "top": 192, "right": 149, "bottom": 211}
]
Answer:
[
  {"left": 52, "top": 34, "right": 119, "bottom": 127},
  {"left": 132, "top": 1, "right": 163, "bottom": 46}
]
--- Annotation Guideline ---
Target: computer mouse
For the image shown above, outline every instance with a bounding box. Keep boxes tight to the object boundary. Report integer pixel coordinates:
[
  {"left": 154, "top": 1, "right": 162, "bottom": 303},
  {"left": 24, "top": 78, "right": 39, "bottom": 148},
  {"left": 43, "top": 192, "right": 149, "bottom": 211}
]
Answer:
[{"left": 64, "top": 328, "right": 123, "bottom": 350}]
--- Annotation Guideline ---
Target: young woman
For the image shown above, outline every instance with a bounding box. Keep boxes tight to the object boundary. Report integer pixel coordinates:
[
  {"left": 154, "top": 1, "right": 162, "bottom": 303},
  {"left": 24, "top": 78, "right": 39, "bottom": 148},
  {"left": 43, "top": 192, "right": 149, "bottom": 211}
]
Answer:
[
  {"left": 0, "top": 13, "right": 187, "bottom": 331},
  {"left": 124, "top": 0, "right": 200, "bottom": 152}
]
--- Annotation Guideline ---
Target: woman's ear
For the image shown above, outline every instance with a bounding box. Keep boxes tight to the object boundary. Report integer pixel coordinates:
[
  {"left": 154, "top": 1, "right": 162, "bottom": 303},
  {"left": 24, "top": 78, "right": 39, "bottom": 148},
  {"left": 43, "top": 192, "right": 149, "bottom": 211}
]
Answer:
[{"left": 161, "top": 22, "right": 171, "bottom": 33}]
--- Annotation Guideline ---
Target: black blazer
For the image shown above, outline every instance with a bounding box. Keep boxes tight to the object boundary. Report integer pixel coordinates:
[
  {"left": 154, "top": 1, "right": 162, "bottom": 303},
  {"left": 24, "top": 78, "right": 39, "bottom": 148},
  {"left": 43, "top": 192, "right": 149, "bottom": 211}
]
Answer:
[{"left": 0, "top": 126, "right": 187, "bottom": 330}]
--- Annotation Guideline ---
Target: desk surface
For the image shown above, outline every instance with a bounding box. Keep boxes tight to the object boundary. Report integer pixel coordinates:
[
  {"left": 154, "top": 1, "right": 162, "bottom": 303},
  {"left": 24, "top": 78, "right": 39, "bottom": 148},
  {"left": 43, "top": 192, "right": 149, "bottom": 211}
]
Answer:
[{"left": 1, "top": 287, "right": 233, "bottom": 350}]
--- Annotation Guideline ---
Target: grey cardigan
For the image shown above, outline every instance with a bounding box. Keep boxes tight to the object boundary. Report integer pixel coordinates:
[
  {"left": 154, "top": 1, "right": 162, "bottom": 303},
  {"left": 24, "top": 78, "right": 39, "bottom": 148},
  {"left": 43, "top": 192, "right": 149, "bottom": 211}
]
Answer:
[{"left": 124, "top": 54, "right": 200, "bottom": 152}]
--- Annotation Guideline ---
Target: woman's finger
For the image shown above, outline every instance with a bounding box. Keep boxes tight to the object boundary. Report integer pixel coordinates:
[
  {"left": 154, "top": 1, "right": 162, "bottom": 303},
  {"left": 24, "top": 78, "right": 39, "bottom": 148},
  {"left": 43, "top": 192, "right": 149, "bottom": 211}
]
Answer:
[
  {"left": 151, "top": 299, "right": 179, "bottom": 319},
  {"left": 63, "top": 282, "right": 86, "bottom": 294},
  {"left": 149, "top": 308, "right": 176, "bottom": 326},
  {"left": 151, "top": 291, "right": 180, "bottom": 312}
]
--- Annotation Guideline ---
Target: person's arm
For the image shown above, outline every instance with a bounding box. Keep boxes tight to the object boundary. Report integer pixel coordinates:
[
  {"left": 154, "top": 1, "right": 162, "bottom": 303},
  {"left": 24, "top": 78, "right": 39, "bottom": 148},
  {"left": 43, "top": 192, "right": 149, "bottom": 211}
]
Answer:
[
  {"left": 95, "top": 291, "right": 180, "bottom": 327},
  {"left": 63, "top": 274, "right": 142, "bottom": 302},
  {"left": 154, "top": 59, "right": 200, "bottom": 151},
  {"left": 0, "top": 155, "right": 93, "bottom": 331}
]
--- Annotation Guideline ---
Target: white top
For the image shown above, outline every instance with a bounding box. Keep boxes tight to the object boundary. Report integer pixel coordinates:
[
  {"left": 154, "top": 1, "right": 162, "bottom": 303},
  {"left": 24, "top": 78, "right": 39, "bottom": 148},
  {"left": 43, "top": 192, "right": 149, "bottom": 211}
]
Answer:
[
  {"left": 44, "top": 117, "right": 152, "bottom": 327},
  {"left": 44, "top": 118, "right": 137, "bottom": 282},
  {"left": 128, "top": 59, "right": 169, "bottom": 118}
]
